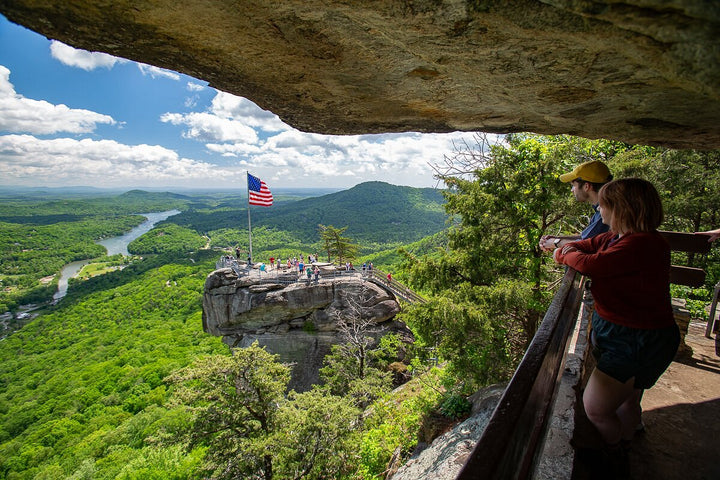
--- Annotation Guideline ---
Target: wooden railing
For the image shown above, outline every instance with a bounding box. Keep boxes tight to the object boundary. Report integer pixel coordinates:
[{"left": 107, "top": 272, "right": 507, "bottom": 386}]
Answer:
[
  {"left": 456, "top": 268, "right": 585, "bottom": 480},
  {"left": 660, "top": 230, "right": 711, "bottom": 287}
]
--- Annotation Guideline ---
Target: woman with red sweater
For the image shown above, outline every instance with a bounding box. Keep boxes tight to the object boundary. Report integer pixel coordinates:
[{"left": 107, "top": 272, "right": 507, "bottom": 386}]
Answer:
[{"left": 554, "top": 178, "right": 679, "bottom": 474}]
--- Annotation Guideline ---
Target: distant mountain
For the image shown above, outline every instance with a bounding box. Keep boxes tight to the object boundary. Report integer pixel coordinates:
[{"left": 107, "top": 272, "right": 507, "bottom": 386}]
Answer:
[
  {"left": 117, "top": 189, "right": 193, "bottom": 201},
  {"left": 251, "top": 181, "right": 447, "bottom": 244}
]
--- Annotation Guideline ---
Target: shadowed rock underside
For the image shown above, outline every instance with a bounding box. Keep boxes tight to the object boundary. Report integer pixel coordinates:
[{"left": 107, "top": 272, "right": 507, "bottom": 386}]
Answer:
[{"left": 1, "top": 1, "right": 719, "bottom": 149}]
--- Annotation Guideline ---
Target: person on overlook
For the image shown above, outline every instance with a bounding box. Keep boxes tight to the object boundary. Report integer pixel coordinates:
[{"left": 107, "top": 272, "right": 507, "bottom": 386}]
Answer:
[
  {"left": 540, "top": 160, "right": 613, "bottom": 251},
  {"left": 314, "top": 265, "right": 320, "bottom": 282},
  {"left": 386, "top": 272, "right": 392, "bottom": 285},
  {"left": 553, "top": 178, "right": 679, "bottom": 477}
]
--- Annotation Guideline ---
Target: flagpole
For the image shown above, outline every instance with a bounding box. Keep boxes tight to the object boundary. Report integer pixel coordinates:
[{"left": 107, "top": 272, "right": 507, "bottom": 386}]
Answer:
[{"left": 247, "top": 171, "right": 252, "bottom": 264}]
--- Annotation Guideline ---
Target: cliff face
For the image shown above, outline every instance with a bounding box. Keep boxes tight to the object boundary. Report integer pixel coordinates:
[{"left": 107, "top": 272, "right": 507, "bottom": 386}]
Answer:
[
  {"left": 203, "top": 267, "right": 410, "bottom": 391},
  {"left": 2, "top": 1, "right": 719, "bottom": 148}
]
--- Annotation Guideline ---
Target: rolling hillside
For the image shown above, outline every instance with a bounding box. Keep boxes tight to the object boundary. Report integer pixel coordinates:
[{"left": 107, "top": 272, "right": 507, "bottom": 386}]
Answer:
[{"left": 171, "top": 181, "right": 448, "bottom": 245}]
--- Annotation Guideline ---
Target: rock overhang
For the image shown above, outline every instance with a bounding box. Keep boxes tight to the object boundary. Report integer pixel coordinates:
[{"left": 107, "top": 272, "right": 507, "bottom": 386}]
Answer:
[{"left": 1, "top": 1, "right": 718, "bottom": 149}]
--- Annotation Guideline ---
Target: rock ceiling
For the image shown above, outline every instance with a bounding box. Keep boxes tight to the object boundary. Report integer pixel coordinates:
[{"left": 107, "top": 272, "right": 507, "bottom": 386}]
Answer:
[{"left": 1, "top": 1, "right": 719, "bottom": 149}]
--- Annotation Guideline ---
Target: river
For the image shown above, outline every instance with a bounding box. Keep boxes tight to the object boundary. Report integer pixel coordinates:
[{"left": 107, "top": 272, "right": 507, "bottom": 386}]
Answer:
[{"left": 53, "top": 210, "right": 180, "bottom": 301}]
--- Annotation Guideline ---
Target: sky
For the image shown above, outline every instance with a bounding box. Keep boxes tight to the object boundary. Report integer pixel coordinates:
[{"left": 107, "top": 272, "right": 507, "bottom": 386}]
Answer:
[{"left": 0, "top": 14, "right": 495, "bottom": 191}]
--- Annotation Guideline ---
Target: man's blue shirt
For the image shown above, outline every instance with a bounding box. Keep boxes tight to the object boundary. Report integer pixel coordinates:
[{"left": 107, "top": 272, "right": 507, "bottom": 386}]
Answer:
[{"left": 581, "top": 204, "right": 609, "bottom": 239}]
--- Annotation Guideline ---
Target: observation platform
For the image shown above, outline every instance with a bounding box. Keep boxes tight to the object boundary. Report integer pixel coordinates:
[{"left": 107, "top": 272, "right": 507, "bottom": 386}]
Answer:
[{"left": 618, "top": 321, "right": 720, "bottom": 480}]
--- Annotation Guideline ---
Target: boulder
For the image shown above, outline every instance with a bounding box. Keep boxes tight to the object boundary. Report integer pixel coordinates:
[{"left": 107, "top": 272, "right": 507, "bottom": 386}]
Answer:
[{"left": 202, "top": 268, "right": 410, "bottom": 391}]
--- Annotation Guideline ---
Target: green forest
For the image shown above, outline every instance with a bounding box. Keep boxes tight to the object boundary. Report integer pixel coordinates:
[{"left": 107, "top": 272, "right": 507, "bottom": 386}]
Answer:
[{"left": 0, "top": 134, "right": 718, "bottom": 479}]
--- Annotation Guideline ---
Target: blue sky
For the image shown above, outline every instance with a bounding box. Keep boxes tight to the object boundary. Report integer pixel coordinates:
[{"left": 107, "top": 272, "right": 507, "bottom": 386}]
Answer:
[{"left": 0, "top": 14, "right": 493, "bottom": 190}]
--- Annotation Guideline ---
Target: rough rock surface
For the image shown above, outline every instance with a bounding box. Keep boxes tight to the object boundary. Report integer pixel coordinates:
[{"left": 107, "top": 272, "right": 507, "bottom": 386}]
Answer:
[
  {"left": 389, "top": 384, "right": 505, "bottom": 480},
  {"left": 203, "top": 267, "right": 409, "bottom": 391},
  {"left": 1, "top": 1, "right": 719, "bottom": 148}
]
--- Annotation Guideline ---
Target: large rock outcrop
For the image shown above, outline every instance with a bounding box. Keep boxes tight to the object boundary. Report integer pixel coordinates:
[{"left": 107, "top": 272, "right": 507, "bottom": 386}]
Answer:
[
  {"left": 203, "top": 267, "right": 410, "bottom": 391},
  {"left": 1, "top": 1, "right": 719, "bottom": 149}
]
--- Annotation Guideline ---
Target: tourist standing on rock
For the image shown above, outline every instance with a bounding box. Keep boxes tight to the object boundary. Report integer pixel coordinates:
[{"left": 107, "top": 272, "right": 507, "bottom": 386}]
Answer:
[
  {"left": 314, "top": 265, "right": 320, "bottom": 282},
  {"left": 554, "top": 178, "right": 679, "bottom": 477},
  {"left": 540, "top": 160, "right": 613, "bottom": 251},
  {"left": 386, "top": 272, "right": 392, "bottom": 285}
]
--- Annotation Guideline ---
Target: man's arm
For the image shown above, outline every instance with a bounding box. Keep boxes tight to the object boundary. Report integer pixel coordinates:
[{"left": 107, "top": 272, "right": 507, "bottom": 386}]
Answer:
[{"left": 539, "top": 235, "right": 581, "bottom": 252}]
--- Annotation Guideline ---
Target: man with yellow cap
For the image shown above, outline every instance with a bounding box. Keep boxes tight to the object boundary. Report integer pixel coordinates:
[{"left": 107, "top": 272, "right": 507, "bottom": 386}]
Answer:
[{"left": 539, "top": 160, "right": 613, "bottom": 251}]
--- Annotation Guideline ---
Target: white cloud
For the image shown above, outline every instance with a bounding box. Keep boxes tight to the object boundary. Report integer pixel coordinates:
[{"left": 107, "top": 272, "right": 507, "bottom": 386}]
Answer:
[
  {"left": 161, "top": 90, "right": 498, "bottom": 187},
  {"left": 0, "top": 134, "right": 229, "bottom": 187},
  {"left": 137, "top": 63, "right": 181, "bottom": 81},
  {"left": 49, "top": 41, "right": 121, "bottom": 71},
  {"left": 208, "top": 91, "right": 291, "bottom": 132},
  {"left": 187, "top": 82, "right": 205, "bottom": 92},
  {"left": 0, "top": 65, "right": 115, "bottom": 134},
  {"left": 160, "top": 112, "right": 259, "bottom": 144}
]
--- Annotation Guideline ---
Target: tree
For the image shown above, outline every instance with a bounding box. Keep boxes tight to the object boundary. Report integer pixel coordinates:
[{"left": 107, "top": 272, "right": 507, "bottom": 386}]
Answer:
[
  {"left": 167, "top": 343, "right": 361, "bottom": 480},
  {"left": 273, "top": 389, "right": 360, "bottom": 480},
  {"left": 319, "top": 290, "right": 398, "bottom": 408},
  {"left": 401, "top": 134, "right": 628, "bottom": 388},
  {"left": 167, "top": 343, "right": 289, "bottom": 480},
  {"left": 317, "top": 224, "right": 359, "bottom": 264}
]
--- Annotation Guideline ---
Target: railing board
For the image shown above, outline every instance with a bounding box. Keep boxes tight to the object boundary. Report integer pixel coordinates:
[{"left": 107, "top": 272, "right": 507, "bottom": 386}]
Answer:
[
  {"left": 659, "top": 230, "right": 712, "bottom": 254},
  {"left": 669, "top": 265, "right": 706, "bottom": 287}
]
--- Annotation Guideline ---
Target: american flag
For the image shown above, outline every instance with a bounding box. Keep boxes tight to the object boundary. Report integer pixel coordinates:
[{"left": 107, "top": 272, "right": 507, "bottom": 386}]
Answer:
[{"left": 247, "top": 173, "right": 273, "bottom": 207}]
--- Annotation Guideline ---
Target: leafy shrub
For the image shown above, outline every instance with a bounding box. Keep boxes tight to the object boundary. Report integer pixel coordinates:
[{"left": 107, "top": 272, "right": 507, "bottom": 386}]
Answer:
[
  {"left": 439, "top": 392, "right": 471, "bottom": 420},
  {"left": 670, "top": 285, "right": 711, "bottom": 319}
]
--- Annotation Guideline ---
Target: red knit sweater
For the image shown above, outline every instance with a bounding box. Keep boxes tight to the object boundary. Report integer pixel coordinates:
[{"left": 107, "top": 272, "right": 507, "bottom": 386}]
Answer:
[{"left": 555, "top": 231, "right": 675, "bottom": 329}]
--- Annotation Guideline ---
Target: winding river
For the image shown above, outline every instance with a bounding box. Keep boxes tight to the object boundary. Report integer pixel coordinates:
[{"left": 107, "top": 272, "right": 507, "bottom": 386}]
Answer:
[{"left": 53, "top": 210, "right": 180, "bottom": 301}]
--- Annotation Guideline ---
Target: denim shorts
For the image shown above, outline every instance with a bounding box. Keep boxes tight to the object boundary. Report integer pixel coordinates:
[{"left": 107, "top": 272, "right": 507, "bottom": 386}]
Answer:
[{"left": 590, "top": 312, "right": 680, "bottom": 389}]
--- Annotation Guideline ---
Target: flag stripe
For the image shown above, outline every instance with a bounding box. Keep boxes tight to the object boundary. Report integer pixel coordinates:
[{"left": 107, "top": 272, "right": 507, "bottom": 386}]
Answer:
[{"left": 248, "top": 173, "right": 273, "bottom": 207}]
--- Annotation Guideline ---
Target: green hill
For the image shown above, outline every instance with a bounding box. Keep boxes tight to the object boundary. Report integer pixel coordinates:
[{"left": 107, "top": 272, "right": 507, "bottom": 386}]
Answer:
[
  {"left": 171, "top": 181, "right": 447, "bottom": 246},
  {"left": 253, "top": 181, "right": 446, "bottom": 243}
]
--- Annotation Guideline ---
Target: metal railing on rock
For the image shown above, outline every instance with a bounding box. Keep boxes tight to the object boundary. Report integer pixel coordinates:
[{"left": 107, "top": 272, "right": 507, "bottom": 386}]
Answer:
[
  {"left": 366, "top": 268, "right": 427, "bottom": 305},
  {"left": 215, "top": 257, "right": 426, "bottom": 304}
]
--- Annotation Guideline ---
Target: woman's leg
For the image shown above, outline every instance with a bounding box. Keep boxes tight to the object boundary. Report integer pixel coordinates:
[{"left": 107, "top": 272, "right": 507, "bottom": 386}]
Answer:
[
  {"left": 583, "top": 368, "right": 636, "bottom": 445},
  {"left": 617, "top": 388, "right": 643, "bottom": 441}
]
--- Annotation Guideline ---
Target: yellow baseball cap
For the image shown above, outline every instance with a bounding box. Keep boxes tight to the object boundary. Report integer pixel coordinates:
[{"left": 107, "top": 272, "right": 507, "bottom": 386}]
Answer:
[{"left": 559, "top": 160, "right": 611, "bottom": 183}]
